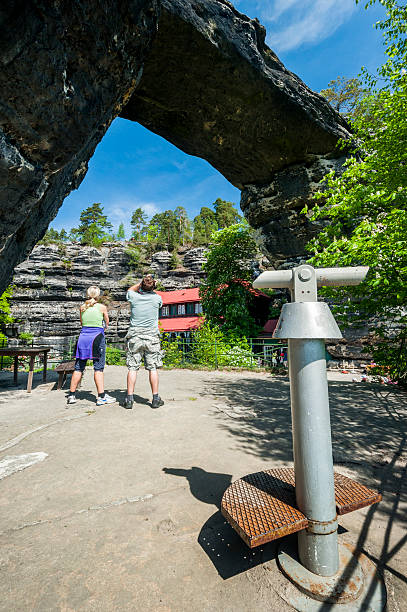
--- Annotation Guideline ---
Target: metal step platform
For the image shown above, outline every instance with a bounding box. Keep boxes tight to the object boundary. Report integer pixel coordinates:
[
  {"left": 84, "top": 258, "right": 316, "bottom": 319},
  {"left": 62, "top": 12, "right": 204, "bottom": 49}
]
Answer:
[{"left": 221, "top": 468, "right": 381, "bottom": 548}]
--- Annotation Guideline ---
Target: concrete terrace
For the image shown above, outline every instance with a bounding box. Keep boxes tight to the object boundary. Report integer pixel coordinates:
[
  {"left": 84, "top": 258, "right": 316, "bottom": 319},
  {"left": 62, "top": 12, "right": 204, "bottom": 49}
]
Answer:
[{"left": 0, "top": 367, "right": 406, "bottom": 611}]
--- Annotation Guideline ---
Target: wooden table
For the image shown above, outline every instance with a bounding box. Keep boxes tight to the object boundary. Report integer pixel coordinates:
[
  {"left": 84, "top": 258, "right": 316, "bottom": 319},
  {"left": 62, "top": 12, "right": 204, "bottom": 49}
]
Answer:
[{"left": 0, "top": 346, "right": 51, "bottom": 392}]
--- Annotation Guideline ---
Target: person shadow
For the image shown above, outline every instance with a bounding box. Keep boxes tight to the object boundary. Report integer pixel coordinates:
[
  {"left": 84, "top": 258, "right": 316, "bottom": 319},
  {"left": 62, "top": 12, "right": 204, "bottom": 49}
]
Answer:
[
  {"left": 162, "top": 466, "right": 277, "bottom": 579},
  {"left": 65, "top": 389, "right": 151, "bottom": 407}
]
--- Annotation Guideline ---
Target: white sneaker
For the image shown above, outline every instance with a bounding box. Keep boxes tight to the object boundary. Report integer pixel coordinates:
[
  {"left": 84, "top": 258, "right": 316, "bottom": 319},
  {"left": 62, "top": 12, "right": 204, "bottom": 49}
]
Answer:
[
  {"left": 67, "top": 395, "right": 77, "bottom": 405},
  {"left": 96, "top": 393, "right": 116, "bottom": 406}
]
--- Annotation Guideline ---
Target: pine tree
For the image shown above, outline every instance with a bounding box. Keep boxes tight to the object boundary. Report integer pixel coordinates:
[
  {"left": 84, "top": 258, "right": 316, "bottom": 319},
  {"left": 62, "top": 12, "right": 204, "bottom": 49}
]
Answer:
[
  {"left": 131, "top": 208, "right": 148, "bottom": 240},
  {"left": 71, "top": 203, "right": 113, "bottom": 246},
  {"left": 213, "top": 198, "right": 242, "bottom": 228},
  {"left": 117, "top": 223, "right": 125, "bottom": 240}
]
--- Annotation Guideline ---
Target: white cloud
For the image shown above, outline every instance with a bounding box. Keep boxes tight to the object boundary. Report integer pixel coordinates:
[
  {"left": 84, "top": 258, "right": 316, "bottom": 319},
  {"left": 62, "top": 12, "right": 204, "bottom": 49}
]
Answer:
[{"left": 234, "top": 0, "right": 356, "bottom": 52}]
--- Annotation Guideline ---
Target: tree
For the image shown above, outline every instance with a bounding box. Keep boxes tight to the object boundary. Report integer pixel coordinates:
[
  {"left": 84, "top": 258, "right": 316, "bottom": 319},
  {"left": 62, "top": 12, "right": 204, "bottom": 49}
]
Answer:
[
  {"left": 193, "top": 207, "right": 218, "bottom": 245},
  {"left": 38, "top": 227, "right": 69, "bottom": 245},
  {"left": 131, "top": 208, "right": 148, "bottom": 240},
  {"left": 213, "top": 198, "right": 242, "bottom": 228},
  {"left": 199, "top": 223, "right": 261, "bottom": 337},
  {"left": 320, "top": 77, "right": 368, "bottom": 119},
  {"left": 307, "top": 0, "right": 407, "bottom": 384},
  {"left": 174, "top": 206, "right": 192, "bottom": 245},
  {"left": 71, "top": 203, "right": 113, "bottom": 246},
  {"left": 150, "top": 210, "right": 179, "bottom": 250},
  {"left": 117, "top": 223, "right": 125, "bottom": 240}
]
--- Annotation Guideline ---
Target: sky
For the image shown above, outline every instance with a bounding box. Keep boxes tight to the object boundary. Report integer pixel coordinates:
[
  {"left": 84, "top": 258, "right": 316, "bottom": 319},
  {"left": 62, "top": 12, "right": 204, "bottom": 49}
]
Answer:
[{"left": 55, "top": 0, "right": 386, "bottom": 236}]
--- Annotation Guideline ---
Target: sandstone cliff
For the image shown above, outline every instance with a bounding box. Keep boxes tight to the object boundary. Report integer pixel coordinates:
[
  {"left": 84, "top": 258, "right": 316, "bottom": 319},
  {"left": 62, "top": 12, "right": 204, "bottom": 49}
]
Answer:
[
  {"left": 9, "top": 242, "right": 218, "bottom": 352},
  {"left": 9, "top": 241, "right": 370, "bottom": 363}
]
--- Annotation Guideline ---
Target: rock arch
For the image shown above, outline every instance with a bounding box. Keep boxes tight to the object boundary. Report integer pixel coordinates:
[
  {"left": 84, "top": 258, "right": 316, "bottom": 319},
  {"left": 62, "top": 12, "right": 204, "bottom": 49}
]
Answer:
[{"left": 0, "top": 0, "right": 350, "bottom": 292}]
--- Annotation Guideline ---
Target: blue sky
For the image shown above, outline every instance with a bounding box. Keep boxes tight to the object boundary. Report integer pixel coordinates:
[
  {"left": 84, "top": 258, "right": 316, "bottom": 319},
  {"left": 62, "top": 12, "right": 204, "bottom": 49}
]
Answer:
[{"left": 55, "top": 0, "right": 386, "bottom": 236}]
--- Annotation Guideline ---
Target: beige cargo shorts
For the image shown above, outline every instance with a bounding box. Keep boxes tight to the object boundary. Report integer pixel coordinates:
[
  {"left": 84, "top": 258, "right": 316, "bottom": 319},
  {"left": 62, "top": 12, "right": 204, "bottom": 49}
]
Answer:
[{"left": 125, "top": 326, "right": 163, "bottom": 371}]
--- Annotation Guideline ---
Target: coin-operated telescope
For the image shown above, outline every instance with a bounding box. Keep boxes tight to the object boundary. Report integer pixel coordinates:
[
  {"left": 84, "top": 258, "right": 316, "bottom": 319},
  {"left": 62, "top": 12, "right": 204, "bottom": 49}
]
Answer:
[{"left": 253, "top": 264, "right": 369, "bottom": 576}]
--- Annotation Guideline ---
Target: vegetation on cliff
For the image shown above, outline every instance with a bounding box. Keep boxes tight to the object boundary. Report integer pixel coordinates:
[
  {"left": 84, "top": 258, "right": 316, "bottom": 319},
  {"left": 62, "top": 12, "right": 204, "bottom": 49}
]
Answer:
[
  {"left": 309, "top": 0, "right": 407, "bottom": 383},
  {"left": 39, "top": 198, "right": 242, "bottom": 251}
]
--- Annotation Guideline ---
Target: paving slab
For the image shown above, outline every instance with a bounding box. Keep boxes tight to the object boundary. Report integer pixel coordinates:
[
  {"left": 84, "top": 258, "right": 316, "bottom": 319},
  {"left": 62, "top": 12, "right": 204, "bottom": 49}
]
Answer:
[{"left": 0, "top": 366, "right": 405, "bottom": 611}]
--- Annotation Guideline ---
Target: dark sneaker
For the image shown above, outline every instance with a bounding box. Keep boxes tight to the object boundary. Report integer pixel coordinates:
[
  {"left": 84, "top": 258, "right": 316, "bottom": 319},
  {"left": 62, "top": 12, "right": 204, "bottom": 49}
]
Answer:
[
  {"left": 122, "top": 396, "right": 134, "bottom": 410},
  {"left": 151, "top": 396, "right": 164, "bottom": 409}
]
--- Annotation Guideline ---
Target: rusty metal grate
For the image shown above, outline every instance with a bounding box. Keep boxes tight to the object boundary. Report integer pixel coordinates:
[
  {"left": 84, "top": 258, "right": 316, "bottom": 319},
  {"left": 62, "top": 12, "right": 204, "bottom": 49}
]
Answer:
[
  {"left": 221, "top": 468, "right": 381, "bottom": 548},
  {"left": 333, "top": 472, "right": 382, "bottom": 515}
]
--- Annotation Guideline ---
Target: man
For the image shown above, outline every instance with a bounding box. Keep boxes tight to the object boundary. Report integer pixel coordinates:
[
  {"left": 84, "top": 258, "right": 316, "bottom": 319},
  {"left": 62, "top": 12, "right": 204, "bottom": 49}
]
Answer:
[{"left": 123, "top": 274, "right": 164, "bottom": 410}]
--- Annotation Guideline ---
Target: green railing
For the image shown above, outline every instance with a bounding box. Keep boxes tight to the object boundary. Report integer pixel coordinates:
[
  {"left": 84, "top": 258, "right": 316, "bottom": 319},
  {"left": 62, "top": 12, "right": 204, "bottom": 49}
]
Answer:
[
  {"left": 0, "top": 335, "right": 288, "bottom": 372},
  {"left": 105, "top": 337, "right": 288, "bottom": 370}
]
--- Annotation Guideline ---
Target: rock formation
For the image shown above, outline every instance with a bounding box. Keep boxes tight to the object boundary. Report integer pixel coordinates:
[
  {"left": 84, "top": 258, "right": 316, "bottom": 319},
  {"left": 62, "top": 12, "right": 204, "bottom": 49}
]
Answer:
[
  {"left": 10, "top": 242, "right": 368, "bottom": 362},
  {"left": 0, "top": 0, "right": 351, "bottom": 294},
  {"left": 10, "top": 242, "right": 211, "bottom": 351}
]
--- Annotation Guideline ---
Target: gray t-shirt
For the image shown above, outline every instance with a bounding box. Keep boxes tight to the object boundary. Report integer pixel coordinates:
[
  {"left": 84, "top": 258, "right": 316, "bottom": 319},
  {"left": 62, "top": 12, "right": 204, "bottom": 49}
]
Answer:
[{"left": 126, "top": 289, "right": 163, "bottom": 330}]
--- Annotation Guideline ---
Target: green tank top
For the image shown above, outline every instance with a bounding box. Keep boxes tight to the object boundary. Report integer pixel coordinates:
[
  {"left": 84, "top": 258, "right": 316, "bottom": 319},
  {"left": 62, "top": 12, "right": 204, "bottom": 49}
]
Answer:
[{"left": 81, "top": 303, "right": 103, "bottom": 327}]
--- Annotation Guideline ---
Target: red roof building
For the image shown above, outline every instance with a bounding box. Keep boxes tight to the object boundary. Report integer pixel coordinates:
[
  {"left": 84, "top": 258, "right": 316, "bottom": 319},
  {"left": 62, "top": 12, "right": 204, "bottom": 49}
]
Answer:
[
  {"left": 156, "top": 288, "right": 203, "bottom": 333},
  {"left": 156, "top": 284, "right": 273, "bottom": 336}
]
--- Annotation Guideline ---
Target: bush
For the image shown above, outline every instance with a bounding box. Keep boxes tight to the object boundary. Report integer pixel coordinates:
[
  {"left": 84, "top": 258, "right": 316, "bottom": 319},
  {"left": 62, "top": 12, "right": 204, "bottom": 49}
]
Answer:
[
  {"left": 19, "top": 332, "right": 34, "bottom": 345},
  {"left": 125, "top": 245, "right": 143, "bottom": 272},
  {"left": 105, "top": 345, "right": 126, "bottom": 365},
  {"left": 190, "top": 322, "right": 257, "bottom": 368},
  {"left": 0, "top": 332, "right": 13, "bottom": 368},
  {"left": 161, "top": 336, "right": 184, "bottom": 367}
]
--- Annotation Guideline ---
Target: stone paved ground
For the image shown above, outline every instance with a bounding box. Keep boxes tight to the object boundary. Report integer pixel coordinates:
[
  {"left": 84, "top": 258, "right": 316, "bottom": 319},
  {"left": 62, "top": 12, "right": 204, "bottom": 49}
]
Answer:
[{"left": 0, "top": 367, "right": 405, "bottom": 611}]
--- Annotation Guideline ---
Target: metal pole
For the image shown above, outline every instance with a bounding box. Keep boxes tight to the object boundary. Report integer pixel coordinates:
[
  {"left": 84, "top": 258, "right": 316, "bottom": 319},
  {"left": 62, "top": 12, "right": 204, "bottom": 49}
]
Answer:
[
  {"left": 254, "top": 264, "right": 369, "bottom": 579},
  {"left": 289, "top": 338, "right": 339, "bottom": 576}
]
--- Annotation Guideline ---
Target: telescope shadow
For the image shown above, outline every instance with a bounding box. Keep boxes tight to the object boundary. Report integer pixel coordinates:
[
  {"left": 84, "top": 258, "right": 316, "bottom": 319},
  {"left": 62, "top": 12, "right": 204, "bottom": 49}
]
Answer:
[{"left": 162, "top": 464, "right": 279, "bottom": 579}]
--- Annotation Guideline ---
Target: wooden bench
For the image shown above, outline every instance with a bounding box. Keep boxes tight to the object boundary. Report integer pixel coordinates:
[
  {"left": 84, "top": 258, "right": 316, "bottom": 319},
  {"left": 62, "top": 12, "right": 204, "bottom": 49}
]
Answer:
[
  {"left": 54, "top": 360, "right": 76, "bottom": 390},
  {"left": 0, "top": 346, "right": 50, "bottom": 393}
]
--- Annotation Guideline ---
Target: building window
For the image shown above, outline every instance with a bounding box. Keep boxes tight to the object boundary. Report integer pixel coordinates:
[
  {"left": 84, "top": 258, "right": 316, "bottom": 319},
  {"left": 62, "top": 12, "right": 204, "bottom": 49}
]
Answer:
[
  {"left": 178, "top": 304, "right": 185, "bottom": 315},
  {"left": 161, "top": 306, "right": 169, "bottom": 317},
  {"left": 186, "top": 302, "right": 194, "bottom": 315},
  {"left": 195, "top": 303, "right": 203, "bottom": 314},
  {"left": 170, "top": 304, "right": 177, "bottom": 316}
]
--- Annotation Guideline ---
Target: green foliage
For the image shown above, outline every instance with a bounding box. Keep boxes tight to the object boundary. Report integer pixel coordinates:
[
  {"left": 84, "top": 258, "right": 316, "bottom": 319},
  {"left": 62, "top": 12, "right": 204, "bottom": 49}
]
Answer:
[
  {"left": 161, "top": 323, "right": 257, "bottom": 369},
  {"left": 149, "top": 210, "right": 180, "bottom": 250},
  {"left": 0, "top": 287, "right": 13, "bottom": 332},
  {"left": 169, "top": 251, "right": 181, "bottom": 270},
  {"left": 174, "top": 206, "right": 192, "bottom": 245},
  {"left": 19, "top": 332, "right": 34, "bottom": 345},
  {"left": 308, "top": 0, "right": 407, "bottom": 384},
  {"left": 213, "top": 198, "right": 242, "bottom": 229},
  {"left": 320, "top": 77, "right": 368, "bottom": 119},
  {"left": 117, "top": 223, "right": 126, "bottom": 240},
  {"left": 125, "top": 245, "right": 143, "bottom": 272},
  {"left": 161, "top": 335, "right": 184, "bottom": 367},
  {"left": 155, "top": 280, "right": 166, "bottom": 291},
  {"left": 193, "top": 207, "right": 218, "bottom": 245},
  {"left": 192, "top": 199, "right": 241, "bottom": 245},
  {"left": 131, "top": 208, "right": 148, "bottom": 240},
  {"left": 71, "top": 203, "right": 113, "bottom": 246},
  {"left": 189, "top": 322, "right": 256, "bottom": 368},
  {"left": 36, "top": 198, "right": 242, "bottom": 252},
  {"left": 0, "top": 286, "right": 12, "bottom": 359},
  {"left": 38, "top": 227, "right": 69, "bottom": 245},
  {"left": 200, "top": 223, "right": 261, "bottom": 337},
  {"left": 105, "top": 345, "right": 126, "bottom": 365}
]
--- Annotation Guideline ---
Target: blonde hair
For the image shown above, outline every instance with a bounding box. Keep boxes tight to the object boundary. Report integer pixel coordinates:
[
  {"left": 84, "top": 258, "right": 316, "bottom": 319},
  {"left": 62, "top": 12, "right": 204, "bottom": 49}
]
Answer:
[{"left": 81, "top": 286, "right": 101, "bottom": 312}]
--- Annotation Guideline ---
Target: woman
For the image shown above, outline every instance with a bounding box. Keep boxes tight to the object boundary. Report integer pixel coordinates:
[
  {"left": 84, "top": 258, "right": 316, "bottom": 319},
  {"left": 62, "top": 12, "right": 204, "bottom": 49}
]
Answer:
[{"left": 67, "top": 286, "right": 116, "bottom": 406}]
